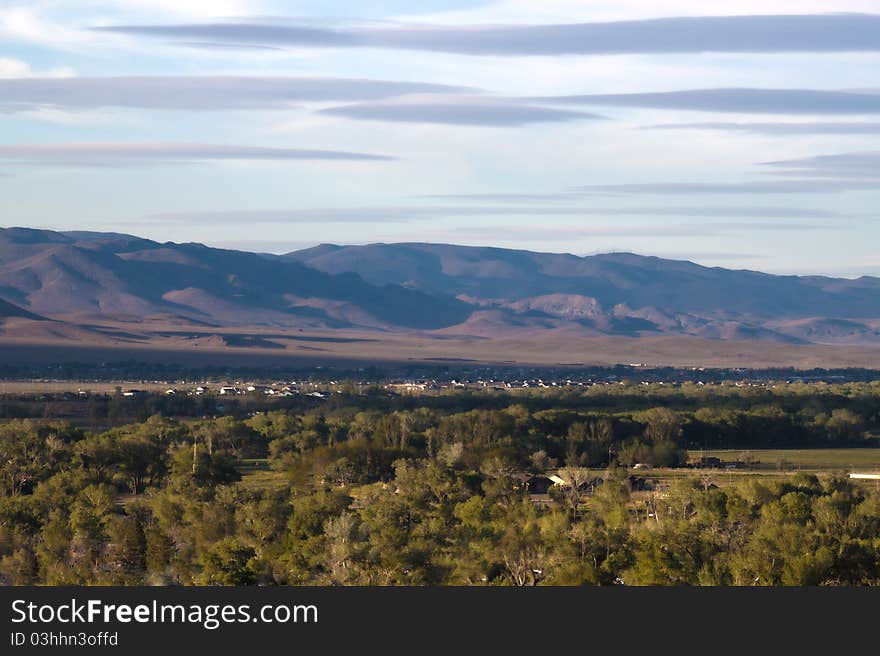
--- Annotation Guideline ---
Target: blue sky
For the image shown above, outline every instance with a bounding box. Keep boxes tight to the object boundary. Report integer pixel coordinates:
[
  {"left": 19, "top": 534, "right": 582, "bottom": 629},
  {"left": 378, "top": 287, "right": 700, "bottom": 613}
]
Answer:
[{"left": 2, "top": 1, "right": 880, "bottom": 277}]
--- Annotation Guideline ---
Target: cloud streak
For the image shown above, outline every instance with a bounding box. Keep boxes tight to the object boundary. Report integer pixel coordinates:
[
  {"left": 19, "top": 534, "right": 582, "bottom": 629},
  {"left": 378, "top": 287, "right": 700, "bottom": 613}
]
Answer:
[
  {"left": 428, "top": 222, "right": 829, "bottom": 241},
  {"left": 95, "top": 14, "right": 880, "bottom": 55},
  {"left": 320, "top": 97, "right": 598, "bottom": 126},
  {"left": 543, "top": 88, "right": 880, "bottom": 115},
  {"left": 647, "top": 122, "right": 880, "bottom": 135},
  {"left": 0, "top": 76, "right": 471, "bottom": 113},
  {"left": 0, "top": 142, "right": 393, "bottom": 166},
  {"left": 141, "top": 205, "right": 844, "bottom": 224},
  {"left": 763, "top": 151, "right": 880, "bottom": 178},
  {"left": 575, "top": 180, "right": 880, "bottom": 195}
]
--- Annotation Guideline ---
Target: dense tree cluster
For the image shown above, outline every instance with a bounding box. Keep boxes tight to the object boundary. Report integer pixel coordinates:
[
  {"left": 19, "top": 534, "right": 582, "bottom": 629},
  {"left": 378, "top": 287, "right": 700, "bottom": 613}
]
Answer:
[{"left": 0, "top": 386, "right": 878, "bottom": 586}]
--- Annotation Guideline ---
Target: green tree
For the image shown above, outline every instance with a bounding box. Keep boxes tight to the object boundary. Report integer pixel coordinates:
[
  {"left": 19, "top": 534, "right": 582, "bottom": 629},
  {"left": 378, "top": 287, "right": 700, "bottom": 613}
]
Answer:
[{"left": 199, "top": 537, "right": 258, "bottom": 585}]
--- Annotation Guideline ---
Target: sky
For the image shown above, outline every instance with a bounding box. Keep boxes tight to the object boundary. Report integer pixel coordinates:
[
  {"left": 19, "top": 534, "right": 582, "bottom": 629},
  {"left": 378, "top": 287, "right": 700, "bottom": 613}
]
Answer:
[{"left": 2, "top": 1, "right": 880, "bottom": 277}]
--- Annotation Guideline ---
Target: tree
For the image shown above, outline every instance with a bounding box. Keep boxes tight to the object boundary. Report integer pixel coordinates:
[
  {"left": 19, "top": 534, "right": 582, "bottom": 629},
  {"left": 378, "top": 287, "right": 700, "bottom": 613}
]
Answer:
[
  {"left": 194, "top": 417, "right": 261, "bottom": 458},
  {"left": 496, "top": 501, "right": 548, "bottom": 587},
  {"left": 115, "top": 431, "right": 166, "bottom": 494},
  {"left": 104, "top": 514, "right": 147, "bottom": 584},
  {"left": 74, "top": 434, "right": 117, "bottom": 484},
  {"left": 323, "top": 512, "right": 365, "bottom": 584},
  {"left": 168, "top": 444, "right": 241, "bottom": 488},
  {"left": 640, "top": 407, "right": 683, "bottom": 444},
  {"left": 199, "top": 537, "right": 258, "bottom": 585},
  {"left": 825, "top": 409, "right": 865, "bottom": 443},
  {"left": 0, "top": 421, "right": 69, "bottom": 496},
  {"left": 479, "top": 456, "right": 520, "bottom": 506},
  {"left": 555, "top": 466, "right": 594, "bottom": 518}
]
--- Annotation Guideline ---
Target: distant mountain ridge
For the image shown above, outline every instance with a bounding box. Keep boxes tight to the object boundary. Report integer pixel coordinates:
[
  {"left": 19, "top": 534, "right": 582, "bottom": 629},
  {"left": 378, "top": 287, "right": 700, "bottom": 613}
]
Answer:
[
  {"left": 1, "top": 228, "right": 880, "bottom": 345},
  {"left": 286, "top": 242, "right": 880, "bottom": 318},
  {"left": 284, "top": 242, "right": 880, "bottom": 344},
  {"left": 0, "top": 228, "right": 470, "bottom": 330}
]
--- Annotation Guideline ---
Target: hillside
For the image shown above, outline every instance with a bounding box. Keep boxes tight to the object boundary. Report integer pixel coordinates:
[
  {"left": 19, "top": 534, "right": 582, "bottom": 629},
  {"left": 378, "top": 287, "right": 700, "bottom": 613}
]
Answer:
[
  {"left": 286, "top": 242, "right": 880, "bottom": 344},
  {"left": 1, "top": 228, "right": 880, "bottom": 347},
  {"left": 0, "top": 228, "right": 470, "bottom": 330},
  {"left": 0, "top": 297, "right": 44, "bottom": 321}
]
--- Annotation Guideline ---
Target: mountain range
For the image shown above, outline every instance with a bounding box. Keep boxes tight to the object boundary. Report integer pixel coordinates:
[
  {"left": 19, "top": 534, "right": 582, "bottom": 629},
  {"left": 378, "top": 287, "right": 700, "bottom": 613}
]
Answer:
[{"left": 1, "top": 227, "right": 880, "bottom": 347}]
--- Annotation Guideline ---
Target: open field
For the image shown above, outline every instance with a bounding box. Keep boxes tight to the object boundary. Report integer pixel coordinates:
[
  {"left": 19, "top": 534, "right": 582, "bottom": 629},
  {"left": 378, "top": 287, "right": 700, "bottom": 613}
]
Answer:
[
  {"left": 630, "top": 449, "right": 880, "bottom": 490},
  {"left": 236, "top": 469, "right": 289, "bottom": 494},
  {"left": 0, "top": 381, "right": 178, "bottom": 395},
  {"left": 3, "top": 321, "right": 880, "bottom": 369},
  {"left": 698, "top": 448, "right": 880, "bottom": 472},
  {"left": 638, "top": 467, "right": 880, "bottom": 489},
  {"left": 234, "top": 450, "right": 880, "bottom": 498}
]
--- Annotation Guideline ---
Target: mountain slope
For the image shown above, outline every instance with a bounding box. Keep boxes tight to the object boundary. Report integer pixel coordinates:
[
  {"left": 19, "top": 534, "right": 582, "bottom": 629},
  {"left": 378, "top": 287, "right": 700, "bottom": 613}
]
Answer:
[
  {"left": 286, "top": 243, "right": 880, "bottom": 318},
  {"left": 0, "top": 228, "right": 471, "bottom": 329},
  {"left": 0, "top": 297, "right": 45, "bottom": 321},
  {"left": 286, "top": 242, "right": 880, "bottom": 344},
  {"left": 2, "top": 229, "right": 880, "bottom": 345}
]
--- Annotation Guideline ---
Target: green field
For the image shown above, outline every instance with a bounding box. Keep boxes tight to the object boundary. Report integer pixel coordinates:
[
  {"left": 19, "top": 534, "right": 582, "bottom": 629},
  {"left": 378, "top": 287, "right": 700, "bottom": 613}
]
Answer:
[
  {"left": 697, "top": 448, "right": 880, "bottom": 473},
  {"left": 236, "top": 468, "right": 289, "bottom": 493},
  {"left": 235, "top": 450, "right": 880, "bottom": 497}
]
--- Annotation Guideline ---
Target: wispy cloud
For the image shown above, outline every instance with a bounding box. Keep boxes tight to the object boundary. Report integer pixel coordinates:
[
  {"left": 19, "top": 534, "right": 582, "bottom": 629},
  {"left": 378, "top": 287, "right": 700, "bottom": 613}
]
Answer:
[
  {"left": 0, "top": 76, "right": 471, "bottom": 113},
  {"left": 408, "top": 1, "right": 880, "bottom": 24},
  {"left": 422, "top": 193, "right": 579, "bottom": 203},
  {"left": 542, "top": 88, "right": 880, "bottom": 114},
  {"left": 763, "top": 151, "right": 880, "bottom": 179},
  {"left": 0, "top": 57, "right": 74, "bottom": 80},
  {"left": 575, "top": 180, "right": 880, "bottom": 195},
  {"left": 0, "top": 2, "right": 260, "bottom": 53},
  {"left": 647, "top": 122, "right": 880, "bottom": 135},
  {"left": 320, "top": 96, "right": 598, "bottom": 126},
  {"left": 430, "top": 221, "right": 830, "bottom": 241},
  {"left": 174, "top": 42, "right": 288, "bottom": 51},
  {"left": 89, "top": 0, "right": 252, "bottom": 19},
  {"left": 95, "top": 14, "right": 880, "bottom": 55},
  {"left": 419, "top": 193, "right": 855, "bottom": 215},
  {"left": 140, "top": 204, "right": 844, "bottom": 224},
  {"left": 0, "top": 142, "right": 393, "bottom": 166}
]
